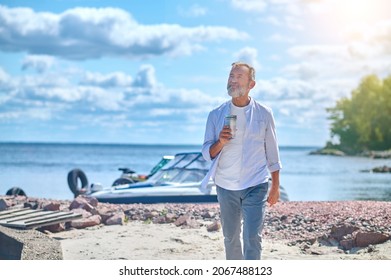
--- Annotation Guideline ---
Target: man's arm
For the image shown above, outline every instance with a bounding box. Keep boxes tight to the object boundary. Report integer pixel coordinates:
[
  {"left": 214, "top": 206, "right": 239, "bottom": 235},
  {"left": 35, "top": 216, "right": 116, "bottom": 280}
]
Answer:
[
  {"left": 209, "top": 126, "right": 232, "bottom": 159},
  {"left": 267, "top": 170, "right": 280, "bottom": 206},
  {"left": 264, "top": 109, "right": 282, "bottom": 206}
]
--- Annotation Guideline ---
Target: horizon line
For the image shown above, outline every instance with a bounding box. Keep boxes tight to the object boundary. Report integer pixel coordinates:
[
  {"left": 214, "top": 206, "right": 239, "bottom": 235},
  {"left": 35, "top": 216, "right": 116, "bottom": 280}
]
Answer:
[{"left": 0, "top": 140, "right": 322, "bottom": 149}]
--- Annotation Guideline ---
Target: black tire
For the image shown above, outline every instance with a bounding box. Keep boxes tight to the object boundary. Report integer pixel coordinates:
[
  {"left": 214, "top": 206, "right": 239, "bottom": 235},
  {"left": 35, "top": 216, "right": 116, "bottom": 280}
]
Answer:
[
  {"left": 112, "top": 177, "right": 136, "bottom": 186},
  {"left": 6, "top": 187, "right": 26, "bottom": 196},
  {"left": 67, "top": 168, "right": 89, "bottom": 197}
]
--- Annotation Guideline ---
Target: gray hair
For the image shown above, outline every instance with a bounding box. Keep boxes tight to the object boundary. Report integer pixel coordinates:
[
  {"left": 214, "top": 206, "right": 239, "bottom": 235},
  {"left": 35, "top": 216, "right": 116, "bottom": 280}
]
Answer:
[{"left": 231, "top": 62, "right": 255, "bottom": 81}]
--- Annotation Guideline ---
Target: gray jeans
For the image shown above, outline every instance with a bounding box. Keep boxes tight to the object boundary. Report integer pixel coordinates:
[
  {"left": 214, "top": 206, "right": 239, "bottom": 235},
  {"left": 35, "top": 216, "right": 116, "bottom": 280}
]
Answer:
[{"left": 216, "top": 183, "right": 269, "bottom": 260}]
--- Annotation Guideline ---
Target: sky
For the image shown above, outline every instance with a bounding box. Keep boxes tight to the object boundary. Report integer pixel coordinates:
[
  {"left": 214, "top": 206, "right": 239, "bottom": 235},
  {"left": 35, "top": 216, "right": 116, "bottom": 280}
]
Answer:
[{"left": 0, "top": 0, "right": 391, "bottom": 146}]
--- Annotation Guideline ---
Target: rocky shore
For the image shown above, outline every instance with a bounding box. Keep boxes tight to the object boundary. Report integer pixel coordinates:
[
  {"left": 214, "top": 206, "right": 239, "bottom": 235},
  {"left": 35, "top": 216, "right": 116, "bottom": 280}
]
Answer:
[
  {"left": 309, "top": 147, "right": 391, "bottom": 173},
  {"left": 1, "top": 195, "right": 391, "bottom": 259},
  {"left": 309, "top": 147, "right": 391, "bottom": 159}
]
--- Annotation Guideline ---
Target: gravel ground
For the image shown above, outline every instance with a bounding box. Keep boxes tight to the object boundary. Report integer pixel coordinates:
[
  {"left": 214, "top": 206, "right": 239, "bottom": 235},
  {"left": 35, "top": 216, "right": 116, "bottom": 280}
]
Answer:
[
  {"left": 1, "top": 196, "right": 391, "bottom": 259},
  {"left": 263, "top": 201, "right": 391, "bottom": 242},
  {"left": 114, "top": 200, "right": 391, "bottom": 244}
]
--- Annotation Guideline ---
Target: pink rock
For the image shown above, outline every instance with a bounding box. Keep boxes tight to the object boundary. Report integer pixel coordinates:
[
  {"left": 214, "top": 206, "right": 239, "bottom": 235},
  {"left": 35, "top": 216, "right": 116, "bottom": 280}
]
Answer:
[
  {"left": 207, "top": 220, "right": 221, "bottom": 232},
  {"left": 131, "top": 214, "right": 142, "bottom": 221},
  {"left": 71, "top": 208, "right": 92, "bottom": 218},
  {"left": 174, "top": 215, "right": 190, "bottom": 226},
  {"left": 40, "top": 223, "right": 66, "bottom": 233},
  {"left": 355, "top": 232, "right": 390, "bottom": 247},
  {"left": 71, "top": 215, "right": 102, "bottom": 229},
  {"left": 201, "top": 211, "right": 216, "bottom": 219},
  {"left": 69, "top": 196, "right": 87, "bottom": 209},
  {"left": 182, "top": 216, "right": 200, "bottom": 229},
  {"left": 69, "top": 196, "right": 98, "bottom": 215},
  {"left": 165, "top": 213, "right": 177, "bottom": 223},
  {"left": 80, "top": 195, "right": 99, "bottom": 207},
  {"left": 43, "top": 202, "right": 61, "bottom": 211},
  {"left": 153, "top": 216, "right": 167, "bottom": 224},
  {"left": 144, "top": 210, "right": 159, "bottom": 219},
  {"left": 14, "top": 196, "right": 28, "bottom": 203},
  {"left": 330, "top": 224, "right": 359, "bottom": 241},
  {"left": 339, "top": 238, "right": 355, "bottom": 250},
  {"left": 105, "top": 212, "right": 125, "bottom": 225},
  {"left": 97, "top": 206, "right": 115, "bottom": 223}
]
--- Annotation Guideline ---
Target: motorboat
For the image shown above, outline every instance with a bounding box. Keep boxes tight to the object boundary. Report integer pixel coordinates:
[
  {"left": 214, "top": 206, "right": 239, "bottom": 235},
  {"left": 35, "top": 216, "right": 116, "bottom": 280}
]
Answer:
[
  {"left": 111, "top": 155, "right": 175, "bottom": 186},
  {"left": 66, "top": 152, "right": 289, "bottom": 204},
  {"left": 67, "top": 152, "right": 217, "bottom": 203}
]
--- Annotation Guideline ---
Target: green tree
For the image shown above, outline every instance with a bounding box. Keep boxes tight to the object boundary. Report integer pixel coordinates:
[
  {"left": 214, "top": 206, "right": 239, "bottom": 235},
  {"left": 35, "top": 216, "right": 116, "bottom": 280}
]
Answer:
[{"left": 327, "top": 74, "right": 391, "bottom": 153}]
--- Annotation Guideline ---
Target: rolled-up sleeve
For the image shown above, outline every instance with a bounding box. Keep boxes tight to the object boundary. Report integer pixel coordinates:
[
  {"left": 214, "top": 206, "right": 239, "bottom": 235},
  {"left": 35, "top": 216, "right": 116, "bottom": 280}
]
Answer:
[
  {"left": 265, "top": 109, "right": 282, "bottom": 172},
  {"left": 202, "top": 111, "right": 216, "bottom": 162}
]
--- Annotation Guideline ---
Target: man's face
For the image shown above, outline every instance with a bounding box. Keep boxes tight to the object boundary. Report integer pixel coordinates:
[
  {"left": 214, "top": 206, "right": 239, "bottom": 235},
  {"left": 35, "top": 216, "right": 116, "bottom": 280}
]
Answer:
[{"left": 227, "top": 66, "right": 252, "bottom": 98}]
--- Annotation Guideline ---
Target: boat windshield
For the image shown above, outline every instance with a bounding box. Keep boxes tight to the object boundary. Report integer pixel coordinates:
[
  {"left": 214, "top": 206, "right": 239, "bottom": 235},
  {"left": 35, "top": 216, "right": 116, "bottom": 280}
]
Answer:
[
  {"left": 148, "top": 152, "right": 209, "bottom": 184},
  {"left": 148, "top": 155, "right": 175, "bottom": 177}
]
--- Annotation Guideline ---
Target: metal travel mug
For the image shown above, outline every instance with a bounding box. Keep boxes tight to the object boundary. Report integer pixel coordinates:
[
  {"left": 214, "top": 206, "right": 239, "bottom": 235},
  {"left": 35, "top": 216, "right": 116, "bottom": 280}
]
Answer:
[{"left": 224, "top": 115, "right": 237, "bottom": 139}]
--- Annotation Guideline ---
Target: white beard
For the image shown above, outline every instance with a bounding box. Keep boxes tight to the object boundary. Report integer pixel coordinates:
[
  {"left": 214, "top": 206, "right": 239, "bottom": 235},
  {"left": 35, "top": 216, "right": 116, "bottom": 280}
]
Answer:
[{"left": 227, "top": 85, "right": 245, "bottom": 98}]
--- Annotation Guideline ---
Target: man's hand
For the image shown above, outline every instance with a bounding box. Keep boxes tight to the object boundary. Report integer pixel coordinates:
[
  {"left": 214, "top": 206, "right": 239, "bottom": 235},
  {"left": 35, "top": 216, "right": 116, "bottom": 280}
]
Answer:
[
  {"left": 209, "top": 126, "right": 232, "bottom": 159},
  {"left": 219, "top": 125, "right": 232, "bottom": 145},
  {"left": 267, "top": 184, "right": 280, "bottom": 206}
]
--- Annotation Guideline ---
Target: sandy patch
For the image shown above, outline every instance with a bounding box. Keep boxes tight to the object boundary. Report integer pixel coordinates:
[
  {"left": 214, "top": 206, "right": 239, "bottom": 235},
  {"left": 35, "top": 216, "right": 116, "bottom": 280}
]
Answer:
[{"left": 50, "top": 221, "right": 391, "bottom": 260}]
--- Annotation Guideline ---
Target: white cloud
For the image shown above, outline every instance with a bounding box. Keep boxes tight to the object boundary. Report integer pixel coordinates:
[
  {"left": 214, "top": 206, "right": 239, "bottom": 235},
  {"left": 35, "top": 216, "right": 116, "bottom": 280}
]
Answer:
[
  {"left": 81, "top": 72, "right": 133, "bottom": 88},
  {"left": 262, "top": 15, "right": 281, "bottom": 26},
  {"left": 231, "top": 0, "right": 268, "bottom": 13},
  {"left": 233, "top": 47, "right": 261, "bottom": 70},
  {"left": 252, "top": 76, "right": 355, "bottom": 131},
  {"left": 255, "top": 78, "right": 324, "bottom": 101},
  {"left": 286, "top": 35, "right": 391, "bottom": 81},
  {"left": 271, "top": 37, "right": 391, "bottom": 126},
  {"left": 269, "top": 54, "right": 281, "bottom": 61},
  {"left": 0, "top": 67, "right": 10, "bottom": 82},
  {"left": 0, "top": 5, "right": 248, "bottom": 60},
  {"left": 287, "top": 45, "right": 347, "bottom": 60},
  {"left": 132, "top": 65, "right": 158, "bottom": 88},
  {"left": 281, "top": 63, "right": 318, "bottom": 80},
  {"left": 2, "top": 1, "right": 390, "bottom": 145},
  {"left": 283, "top": 16, "right": 304, "bottom": 30},
  {"left": 21, "top": 55, "right": 55, "bottom": 72},
  {"left": 0, "top": 62, "right": 220, "bottom": 130},
  {"left": 2, "top": 54, "right": 364, "bottom": 140},
  {"left": 267, "top": 33, "right": 295, "bottom": 44},
  {"left": 80, "top": 86, "right": 124, "bottom": 111},
  {"left": 178, "top": 4, "right": 208, "bottom": 17},
  {"left": 34, "top": 86, "right": 83, "bottom": 102},
  {"left": 238, "top": 0, "right": 305, "bottom": 29},
  {"left": 346, "top": 20, "right": 391, "bottom": 57}
]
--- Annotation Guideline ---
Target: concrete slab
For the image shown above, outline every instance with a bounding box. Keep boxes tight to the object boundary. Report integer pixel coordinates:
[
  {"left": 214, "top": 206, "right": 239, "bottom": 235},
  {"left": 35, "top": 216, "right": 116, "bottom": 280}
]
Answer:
[{"left": 0, "top": 225, "right": 63, "bottom": 260}]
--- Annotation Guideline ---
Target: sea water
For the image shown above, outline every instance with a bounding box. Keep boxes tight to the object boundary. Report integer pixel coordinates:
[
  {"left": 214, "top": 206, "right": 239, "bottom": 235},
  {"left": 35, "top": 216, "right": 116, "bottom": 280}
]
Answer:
[{"left": 0, "top": 142, "right": 390, "bottom": 201}]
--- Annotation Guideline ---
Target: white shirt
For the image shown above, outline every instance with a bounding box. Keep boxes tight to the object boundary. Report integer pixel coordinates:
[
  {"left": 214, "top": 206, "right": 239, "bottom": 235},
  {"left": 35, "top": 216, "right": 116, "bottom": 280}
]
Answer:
[
  {"left": 201, "top": 97, "right": 282, "bottom": 191},
  {"left": 215, "top": 102, "right": 247, "bottom": 190}
]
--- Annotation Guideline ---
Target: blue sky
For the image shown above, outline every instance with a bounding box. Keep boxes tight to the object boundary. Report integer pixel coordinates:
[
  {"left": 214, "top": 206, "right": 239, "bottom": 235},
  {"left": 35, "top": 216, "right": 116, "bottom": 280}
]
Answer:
[{"left": 1, "top": 0, "right": 390, "bottom": 146}]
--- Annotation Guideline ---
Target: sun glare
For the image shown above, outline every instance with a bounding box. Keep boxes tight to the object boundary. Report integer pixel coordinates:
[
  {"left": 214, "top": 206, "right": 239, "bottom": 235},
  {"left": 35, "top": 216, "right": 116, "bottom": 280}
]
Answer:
[
  {"left": 307, "top": 0, "right": 391, "bottom": 42},
  {"left": 334, "top": 0, "right": 383, "bottom": 26}
]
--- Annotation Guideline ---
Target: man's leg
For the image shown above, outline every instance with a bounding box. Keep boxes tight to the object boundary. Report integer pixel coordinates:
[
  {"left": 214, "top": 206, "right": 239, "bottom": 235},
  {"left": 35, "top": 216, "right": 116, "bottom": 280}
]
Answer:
[
  {"left": 241, "top": 183, "right": 269, "bottom": 260},
  {"left": 217, "top": 186, "right": 243, "bottom": 260}
]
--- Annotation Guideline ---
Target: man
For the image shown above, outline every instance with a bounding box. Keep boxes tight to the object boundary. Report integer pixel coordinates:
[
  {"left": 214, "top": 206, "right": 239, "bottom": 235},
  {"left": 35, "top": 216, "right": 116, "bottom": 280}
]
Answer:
[{"left": 201, "top": 62, "right": 282, "bottom": 260}]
